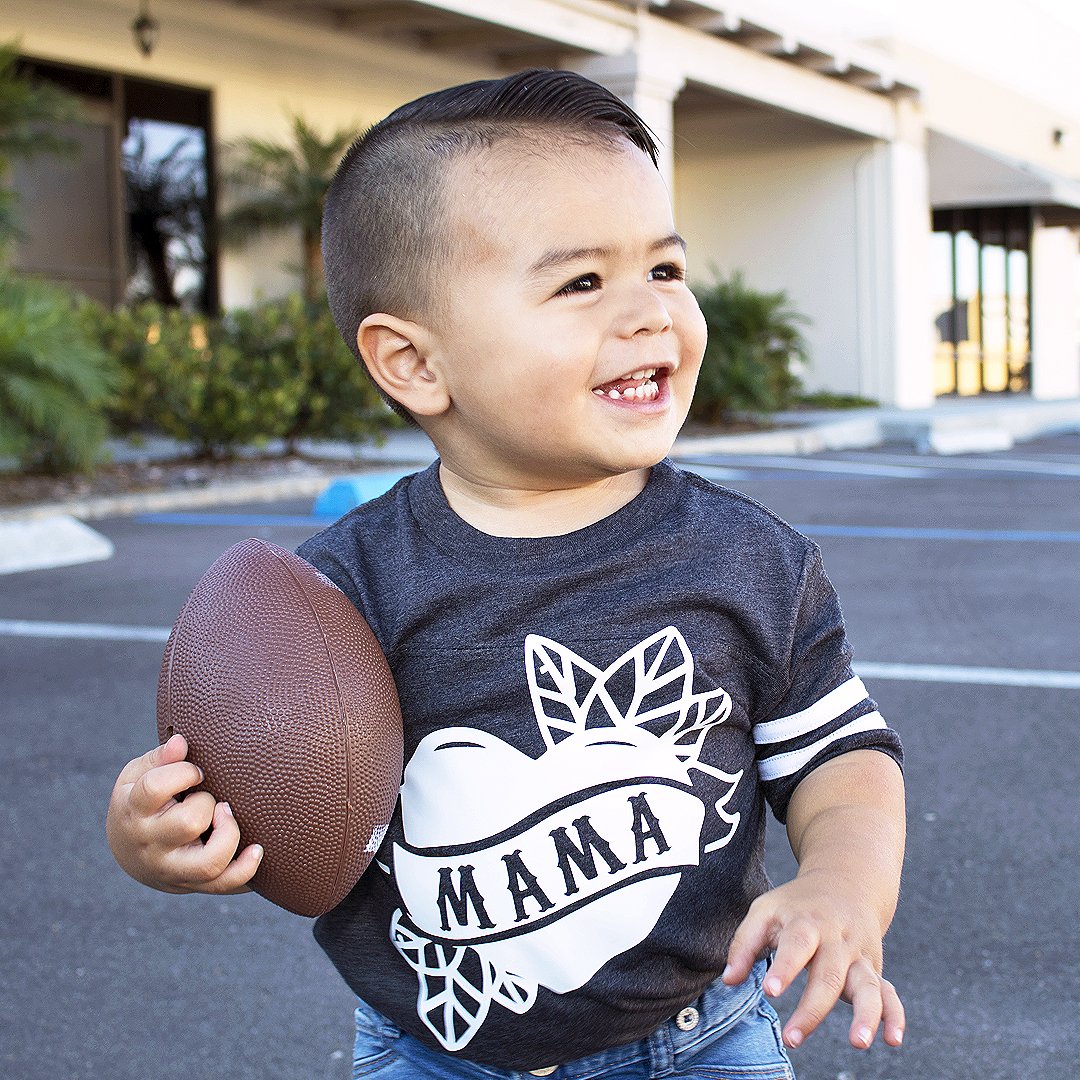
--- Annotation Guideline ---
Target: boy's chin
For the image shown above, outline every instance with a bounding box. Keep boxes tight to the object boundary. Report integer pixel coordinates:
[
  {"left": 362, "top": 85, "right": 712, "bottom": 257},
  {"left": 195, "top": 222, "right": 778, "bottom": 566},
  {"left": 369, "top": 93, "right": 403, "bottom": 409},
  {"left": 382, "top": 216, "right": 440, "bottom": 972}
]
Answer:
[{"left": 590, "top": 440, "right": 677, "bottom": 481}]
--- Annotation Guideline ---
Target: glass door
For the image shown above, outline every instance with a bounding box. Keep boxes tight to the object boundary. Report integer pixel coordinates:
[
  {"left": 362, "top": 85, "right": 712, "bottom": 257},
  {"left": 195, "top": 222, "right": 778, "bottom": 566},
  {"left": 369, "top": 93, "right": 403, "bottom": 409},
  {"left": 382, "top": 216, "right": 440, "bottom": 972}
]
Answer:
[{"left": 931, "top": 206, "right": 1032, "bottom": 396}]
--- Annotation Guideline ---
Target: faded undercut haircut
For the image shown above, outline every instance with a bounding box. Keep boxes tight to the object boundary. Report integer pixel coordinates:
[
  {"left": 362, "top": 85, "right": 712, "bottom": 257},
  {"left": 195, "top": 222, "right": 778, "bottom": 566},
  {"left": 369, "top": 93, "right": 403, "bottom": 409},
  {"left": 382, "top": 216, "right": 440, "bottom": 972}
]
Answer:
[{"left": 321, "top": 68, "right": 659, "bottom": 419}]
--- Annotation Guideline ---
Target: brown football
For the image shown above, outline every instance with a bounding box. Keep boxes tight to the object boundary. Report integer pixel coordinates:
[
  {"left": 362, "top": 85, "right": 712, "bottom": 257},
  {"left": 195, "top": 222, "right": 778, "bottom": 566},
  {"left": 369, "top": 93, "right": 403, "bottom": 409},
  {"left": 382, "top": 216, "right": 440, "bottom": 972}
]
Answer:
[{"left": 156, "top": 538, "right": 402, "bottom": 917}]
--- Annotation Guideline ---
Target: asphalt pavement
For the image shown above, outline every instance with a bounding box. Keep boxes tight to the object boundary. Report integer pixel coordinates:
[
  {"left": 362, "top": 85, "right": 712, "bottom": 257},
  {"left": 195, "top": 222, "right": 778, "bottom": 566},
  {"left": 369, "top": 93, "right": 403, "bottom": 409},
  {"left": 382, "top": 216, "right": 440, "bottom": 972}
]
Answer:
[{"left": 2, "top": 434, "right": 1079, "bottom": 1080}]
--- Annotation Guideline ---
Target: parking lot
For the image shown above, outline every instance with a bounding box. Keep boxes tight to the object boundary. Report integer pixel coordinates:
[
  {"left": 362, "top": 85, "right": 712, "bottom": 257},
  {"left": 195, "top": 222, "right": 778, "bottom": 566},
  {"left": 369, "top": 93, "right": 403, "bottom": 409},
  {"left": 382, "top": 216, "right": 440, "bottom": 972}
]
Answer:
[{"left": 2, "top": 434, "right": 1079, "bottom": 1080}]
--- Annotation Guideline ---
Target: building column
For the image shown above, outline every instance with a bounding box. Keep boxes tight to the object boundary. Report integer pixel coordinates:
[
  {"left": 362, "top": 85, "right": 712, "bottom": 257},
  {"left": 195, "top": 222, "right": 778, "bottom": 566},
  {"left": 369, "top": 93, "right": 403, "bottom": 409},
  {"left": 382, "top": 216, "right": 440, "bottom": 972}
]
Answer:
[
  {"left": 854, "top": 99, "right": 935, "bottom": 408},
  {"left": 1030, "top": 222, "right": 1080, "bottom": 400},
  {"left": 572, "top": 50, "right": 686, "bottom": 194}
]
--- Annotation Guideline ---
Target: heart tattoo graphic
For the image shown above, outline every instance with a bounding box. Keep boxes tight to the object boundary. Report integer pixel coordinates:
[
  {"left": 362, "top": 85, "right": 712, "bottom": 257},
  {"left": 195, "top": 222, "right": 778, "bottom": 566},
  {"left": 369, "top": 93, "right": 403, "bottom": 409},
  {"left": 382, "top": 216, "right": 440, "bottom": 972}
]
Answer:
[{"left": 387, "top": 626, "right": 743, "bottom": 1051}]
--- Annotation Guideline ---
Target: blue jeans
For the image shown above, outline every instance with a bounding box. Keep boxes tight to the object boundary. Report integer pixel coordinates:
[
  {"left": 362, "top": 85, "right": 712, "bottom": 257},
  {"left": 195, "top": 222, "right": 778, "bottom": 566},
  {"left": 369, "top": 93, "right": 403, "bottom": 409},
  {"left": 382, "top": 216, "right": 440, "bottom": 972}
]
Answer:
[{"left": 351, "top": 961, "right": 795, "bottom": 1079}]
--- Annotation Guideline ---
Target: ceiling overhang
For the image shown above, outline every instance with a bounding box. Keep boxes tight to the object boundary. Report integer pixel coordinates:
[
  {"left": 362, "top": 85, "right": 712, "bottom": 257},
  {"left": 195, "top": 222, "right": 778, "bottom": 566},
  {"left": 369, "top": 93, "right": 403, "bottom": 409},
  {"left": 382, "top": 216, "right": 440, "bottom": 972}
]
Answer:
[
  {"left": 208, "top": 0, "right": 920, "bottom": 99},
  {"left": 930, "top": 130, "right": 1080, "bottom": 222}
]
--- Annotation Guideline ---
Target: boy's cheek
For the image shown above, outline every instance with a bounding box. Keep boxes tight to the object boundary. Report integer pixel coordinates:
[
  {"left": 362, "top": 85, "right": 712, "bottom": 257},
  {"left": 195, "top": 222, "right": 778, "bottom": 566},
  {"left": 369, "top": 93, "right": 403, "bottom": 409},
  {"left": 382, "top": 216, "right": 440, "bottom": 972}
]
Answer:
[{"left": 680, "top": 297, "right": 709, "bottom": 362}]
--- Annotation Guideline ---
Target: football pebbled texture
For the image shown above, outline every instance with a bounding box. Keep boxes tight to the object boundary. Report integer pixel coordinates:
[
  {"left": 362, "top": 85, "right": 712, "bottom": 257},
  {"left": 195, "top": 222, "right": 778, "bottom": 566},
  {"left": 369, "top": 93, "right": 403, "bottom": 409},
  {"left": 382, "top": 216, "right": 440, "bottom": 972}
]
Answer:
[{"left": 156, "top": 538, "right": 403, "bottom": 917}]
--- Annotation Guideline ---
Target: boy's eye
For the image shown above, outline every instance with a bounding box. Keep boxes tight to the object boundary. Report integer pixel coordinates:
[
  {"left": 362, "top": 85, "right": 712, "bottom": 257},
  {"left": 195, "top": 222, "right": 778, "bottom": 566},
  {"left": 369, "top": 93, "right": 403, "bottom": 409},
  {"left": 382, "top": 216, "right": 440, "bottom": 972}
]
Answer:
[
  {"left": 555, "top": 273, "right": 600, "bottom": 297},
  {"left": 649, "top": 262, "right": 686, "bottom": 283}
]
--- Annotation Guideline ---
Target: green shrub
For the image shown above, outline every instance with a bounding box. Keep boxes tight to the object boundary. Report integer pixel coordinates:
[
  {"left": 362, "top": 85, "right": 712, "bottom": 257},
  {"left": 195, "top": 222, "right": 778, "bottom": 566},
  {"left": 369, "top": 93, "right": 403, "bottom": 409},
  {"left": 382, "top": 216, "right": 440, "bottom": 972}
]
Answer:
[
  {"left": 228, "top": 294, "right": 393, "bottom": 447},
  {"left": 94, "top": 293, "right": 395, "bottom": 456},
  {"left": 0, "top": 272, "right": 117, "bottom": 473},
  {"left": 689, "top": 271, "right": 809, "bottom": 423},
  {"left": 92, "top": 301, "right": 304, "bottom": 457}
]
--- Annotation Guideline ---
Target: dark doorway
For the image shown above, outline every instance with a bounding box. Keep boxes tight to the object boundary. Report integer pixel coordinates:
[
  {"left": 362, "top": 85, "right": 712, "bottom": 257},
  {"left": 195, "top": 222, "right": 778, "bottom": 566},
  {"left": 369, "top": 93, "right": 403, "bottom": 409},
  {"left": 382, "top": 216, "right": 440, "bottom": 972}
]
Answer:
[{"left": 10, "top": 57, "right": 217, "bottom": 312}]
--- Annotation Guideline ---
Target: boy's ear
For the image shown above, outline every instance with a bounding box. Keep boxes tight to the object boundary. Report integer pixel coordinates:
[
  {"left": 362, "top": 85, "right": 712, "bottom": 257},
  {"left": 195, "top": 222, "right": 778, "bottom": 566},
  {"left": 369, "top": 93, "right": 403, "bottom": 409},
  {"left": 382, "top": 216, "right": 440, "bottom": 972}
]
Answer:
[{"left": 356, "top": 313, "right": 449, "bottom": 418}]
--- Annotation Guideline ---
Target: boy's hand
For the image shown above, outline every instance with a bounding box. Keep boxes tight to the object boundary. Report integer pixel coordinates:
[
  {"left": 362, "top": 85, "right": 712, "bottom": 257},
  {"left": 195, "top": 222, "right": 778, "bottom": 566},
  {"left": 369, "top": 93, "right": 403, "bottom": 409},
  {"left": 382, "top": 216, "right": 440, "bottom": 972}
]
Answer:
[
  {"left": 106, "top": 733, "right": 263, "bottom": 894},
  {"left": 723, "top": 750, "right": 906, "bottom": 1052},
  {"left": 722, "top": 868, "right": 905, "bottom": 1051}
]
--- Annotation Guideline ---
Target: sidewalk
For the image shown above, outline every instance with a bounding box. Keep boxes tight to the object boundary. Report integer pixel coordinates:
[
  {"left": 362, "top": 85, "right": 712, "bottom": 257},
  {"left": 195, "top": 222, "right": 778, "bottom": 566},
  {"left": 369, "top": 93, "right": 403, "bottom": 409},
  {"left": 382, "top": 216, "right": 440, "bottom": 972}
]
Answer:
[{"left": 3, "top": 395, "right": 1079, "bottom": 525}]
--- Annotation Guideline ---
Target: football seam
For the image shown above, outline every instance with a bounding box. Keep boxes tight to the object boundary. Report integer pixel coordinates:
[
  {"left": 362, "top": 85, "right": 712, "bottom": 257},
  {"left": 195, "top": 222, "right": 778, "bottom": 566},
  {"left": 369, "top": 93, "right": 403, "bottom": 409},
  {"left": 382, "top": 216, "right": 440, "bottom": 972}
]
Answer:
[
  {"left": 264, "top": 542, "right": 357, "bottom": 909},
  {"left": 160, "top": 564, "right": 205, "bottom": 754}
]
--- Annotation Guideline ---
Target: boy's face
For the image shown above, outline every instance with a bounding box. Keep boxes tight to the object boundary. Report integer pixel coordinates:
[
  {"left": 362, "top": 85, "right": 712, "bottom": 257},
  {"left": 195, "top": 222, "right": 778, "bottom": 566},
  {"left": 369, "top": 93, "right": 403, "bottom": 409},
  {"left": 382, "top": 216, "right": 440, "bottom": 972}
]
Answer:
[{"left": 422, "top": 136, "right": 706, "bottom": 490}]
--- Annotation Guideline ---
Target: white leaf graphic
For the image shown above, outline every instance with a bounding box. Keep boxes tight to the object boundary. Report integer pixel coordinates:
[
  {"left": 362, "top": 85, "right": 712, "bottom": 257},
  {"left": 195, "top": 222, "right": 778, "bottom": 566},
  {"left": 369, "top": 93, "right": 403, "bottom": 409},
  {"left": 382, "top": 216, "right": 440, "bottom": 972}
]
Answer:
[
  {"left": 525, "top": 635, "right": 604, "bottom": 748},
  {"left": 490, "top": 970, "right": 538, "bottom": 1014},
  {"left": 391, "top": 911, "right": 494, "bottom": 1052},
  {"left": 592, "top": 627, "right": 695, "bottom": 729},
  {"left": 665, "top": 687, "right": 733, "bottom": 763}
]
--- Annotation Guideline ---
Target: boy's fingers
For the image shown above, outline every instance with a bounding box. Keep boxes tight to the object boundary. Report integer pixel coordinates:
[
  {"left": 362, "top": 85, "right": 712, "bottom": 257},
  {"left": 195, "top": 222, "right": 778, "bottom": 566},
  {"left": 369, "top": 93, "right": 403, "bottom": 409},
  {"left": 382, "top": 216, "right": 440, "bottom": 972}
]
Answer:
[
  {"left": 155, "top": 732, "right": 189, "bottom": 763},
  {"left": 880, "top": 977, "right": 906, "bottom": 1047},
  {"left": 127, "top": 760, "right": 204, "bottom": 815},
  {"left": 845, "top": 959, "right": 885, "bottom": 1049},
  {"left": 200, "top": 842, "right": 263, "bottom": 894},
  {"left": 157, "top": 789, "right": 217, "bottom": 845},
  {"left": 115, "top": 734, "right": 187, "bottom": 786},
  {"left": 175, "top": 803, "right": 261, "bottom": 893},
  {"left": 722, "top": 903, "right": 774, "bottom": 985},
  {"left": 147, "top": 805, "right": 262, "bottom": 894},
  {"left": 780, "top": 939, "right": 845, "bottom": 1048},
  {"left": 197, "top": 801, "right": 244, "bottom": 868},
  {"left": 763, "top": 919, "right": 821, "bottom": 999}
]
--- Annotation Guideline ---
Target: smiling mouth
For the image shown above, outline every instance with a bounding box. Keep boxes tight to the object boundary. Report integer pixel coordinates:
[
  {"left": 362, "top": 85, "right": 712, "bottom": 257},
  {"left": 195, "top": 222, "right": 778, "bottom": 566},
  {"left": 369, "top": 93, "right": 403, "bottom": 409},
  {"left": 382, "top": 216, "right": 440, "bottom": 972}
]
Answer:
[{"left": 592, "top": 367, "right": 667, "bottom": 402}]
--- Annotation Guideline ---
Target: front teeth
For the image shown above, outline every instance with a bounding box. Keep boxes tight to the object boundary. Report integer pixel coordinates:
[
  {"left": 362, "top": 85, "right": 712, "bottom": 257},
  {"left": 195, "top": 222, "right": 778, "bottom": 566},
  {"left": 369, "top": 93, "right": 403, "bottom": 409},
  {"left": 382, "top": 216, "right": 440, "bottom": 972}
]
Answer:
[
  {"left": 602, "top": 382, "right": 659, "bottom": 401},
  {"left": 592, "top": 368, "right": 660, "bottom": 401}
]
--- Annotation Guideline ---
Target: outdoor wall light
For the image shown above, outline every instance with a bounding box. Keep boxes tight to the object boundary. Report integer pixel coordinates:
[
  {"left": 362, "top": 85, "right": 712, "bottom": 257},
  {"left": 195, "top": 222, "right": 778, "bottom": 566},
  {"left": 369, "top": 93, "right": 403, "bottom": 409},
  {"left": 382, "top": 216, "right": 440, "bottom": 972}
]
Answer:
[{"left": 131, "top": 0, "right": 160, "bottom": 57}]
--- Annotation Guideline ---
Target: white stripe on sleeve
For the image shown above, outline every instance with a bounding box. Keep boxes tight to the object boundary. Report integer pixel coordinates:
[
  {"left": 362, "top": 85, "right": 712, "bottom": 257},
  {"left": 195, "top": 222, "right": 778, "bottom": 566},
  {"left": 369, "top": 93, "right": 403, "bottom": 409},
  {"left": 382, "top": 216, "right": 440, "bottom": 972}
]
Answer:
[
  {"left": 753, "top": 676, "right": 869, "bottom": 746},
  {"left": 758, "top": 711, "right": 887, "bottom": 782}
]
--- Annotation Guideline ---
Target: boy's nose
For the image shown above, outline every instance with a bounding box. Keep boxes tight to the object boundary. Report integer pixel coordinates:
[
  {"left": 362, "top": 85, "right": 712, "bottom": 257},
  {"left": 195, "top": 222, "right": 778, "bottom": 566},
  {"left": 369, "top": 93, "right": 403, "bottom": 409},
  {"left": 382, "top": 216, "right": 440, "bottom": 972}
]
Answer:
[{"left": 620, "top": 286, "right": 673, "bottom": 338}]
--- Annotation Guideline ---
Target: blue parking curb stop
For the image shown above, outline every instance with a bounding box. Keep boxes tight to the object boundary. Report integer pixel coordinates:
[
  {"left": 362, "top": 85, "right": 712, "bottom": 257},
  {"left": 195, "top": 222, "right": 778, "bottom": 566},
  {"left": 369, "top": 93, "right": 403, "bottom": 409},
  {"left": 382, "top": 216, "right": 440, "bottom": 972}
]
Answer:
[{"left": 313, "top": 470, "right": 411, "bottom": 518}]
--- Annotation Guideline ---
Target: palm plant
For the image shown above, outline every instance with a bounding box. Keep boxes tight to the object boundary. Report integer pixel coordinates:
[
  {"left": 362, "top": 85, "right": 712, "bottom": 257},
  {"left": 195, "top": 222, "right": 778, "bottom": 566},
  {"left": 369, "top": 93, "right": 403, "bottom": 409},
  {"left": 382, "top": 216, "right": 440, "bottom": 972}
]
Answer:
[
  {"left": 219, "top": 113, "right": 360, "bottom": 303},
  {"left": 0, "top": 41, "right": 82, "bottom": 252},
  {"left": 0, "top": 272, "right": 117, "bottom": 472},
  {"left": 689, "top": 271, "right": 810, "bottom": 423}
]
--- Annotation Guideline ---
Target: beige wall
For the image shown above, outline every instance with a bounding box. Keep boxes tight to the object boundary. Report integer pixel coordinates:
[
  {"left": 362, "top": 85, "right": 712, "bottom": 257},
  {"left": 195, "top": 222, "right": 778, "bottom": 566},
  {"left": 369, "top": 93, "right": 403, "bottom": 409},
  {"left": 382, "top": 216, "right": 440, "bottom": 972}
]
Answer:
[{"left": 676, "top": 109, "right": 877, "bottom": 399}]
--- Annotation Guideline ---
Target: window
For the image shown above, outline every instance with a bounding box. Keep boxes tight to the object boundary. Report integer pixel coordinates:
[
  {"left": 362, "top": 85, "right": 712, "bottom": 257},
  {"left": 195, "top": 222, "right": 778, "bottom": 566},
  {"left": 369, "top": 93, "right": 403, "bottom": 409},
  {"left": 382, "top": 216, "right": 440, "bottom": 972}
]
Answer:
[
  {"left": 931, "top": 207, "right": 1031, "bottom": 396},
  {"left": 11, "top": 58, "right": 217, "bottom": 312}
]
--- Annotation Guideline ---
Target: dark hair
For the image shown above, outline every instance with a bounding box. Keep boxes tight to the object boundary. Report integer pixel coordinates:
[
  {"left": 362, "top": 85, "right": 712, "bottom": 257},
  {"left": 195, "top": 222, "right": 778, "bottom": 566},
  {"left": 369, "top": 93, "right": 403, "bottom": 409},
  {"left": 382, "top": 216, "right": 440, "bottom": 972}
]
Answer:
[{"left": 321, "top": 68, "right": 659, "bottom": 419}]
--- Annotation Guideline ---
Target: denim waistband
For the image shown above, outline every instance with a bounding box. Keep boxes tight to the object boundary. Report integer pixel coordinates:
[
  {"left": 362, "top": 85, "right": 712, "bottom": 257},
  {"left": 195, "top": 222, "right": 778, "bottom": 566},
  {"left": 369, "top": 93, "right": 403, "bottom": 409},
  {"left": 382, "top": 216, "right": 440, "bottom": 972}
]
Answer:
[
  {"left": 355, "top": 959, "right": 769, "bottom": 1080},
  {"left": 544, "top": 960, "right": 767, "bottom": 1079}
]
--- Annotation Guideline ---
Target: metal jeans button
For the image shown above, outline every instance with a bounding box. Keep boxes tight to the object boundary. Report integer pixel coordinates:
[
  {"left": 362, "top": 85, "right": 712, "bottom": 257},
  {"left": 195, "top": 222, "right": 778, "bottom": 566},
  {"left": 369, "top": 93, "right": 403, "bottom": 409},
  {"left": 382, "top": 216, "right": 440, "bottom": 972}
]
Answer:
[
  {"left": 675, "top": 1005, "right": 700, "bottom": 1031},
  {"left": 528, "top": 1069, "right": 557, "bottom": 1076}
]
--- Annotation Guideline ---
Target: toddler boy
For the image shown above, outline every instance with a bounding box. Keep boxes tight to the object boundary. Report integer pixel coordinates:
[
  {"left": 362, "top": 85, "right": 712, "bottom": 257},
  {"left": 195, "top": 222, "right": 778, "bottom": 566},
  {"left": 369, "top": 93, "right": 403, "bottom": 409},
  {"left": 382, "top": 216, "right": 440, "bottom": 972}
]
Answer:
[{"left": 108, "top": 69, "right": 906, "bottom": 1078}]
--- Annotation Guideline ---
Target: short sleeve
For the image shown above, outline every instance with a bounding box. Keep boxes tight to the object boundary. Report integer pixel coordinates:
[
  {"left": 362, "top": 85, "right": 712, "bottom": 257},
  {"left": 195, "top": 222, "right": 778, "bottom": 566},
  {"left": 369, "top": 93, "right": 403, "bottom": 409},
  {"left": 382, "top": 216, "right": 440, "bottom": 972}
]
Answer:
[{"left": 754, "top": 546, "right": 903, "bottom": 822}]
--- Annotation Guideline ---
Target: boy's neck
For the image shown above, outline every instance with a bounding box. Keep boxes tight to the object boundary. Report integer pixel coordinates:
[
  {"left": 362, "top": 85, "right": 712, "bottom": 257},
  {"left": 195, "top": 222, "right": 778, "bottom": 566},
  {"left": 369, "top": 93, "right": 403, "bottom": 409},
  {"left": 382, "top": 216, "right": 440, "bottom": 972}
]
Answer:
[{"left": 437, "top": 463, "right": 651, "bottom": 537}]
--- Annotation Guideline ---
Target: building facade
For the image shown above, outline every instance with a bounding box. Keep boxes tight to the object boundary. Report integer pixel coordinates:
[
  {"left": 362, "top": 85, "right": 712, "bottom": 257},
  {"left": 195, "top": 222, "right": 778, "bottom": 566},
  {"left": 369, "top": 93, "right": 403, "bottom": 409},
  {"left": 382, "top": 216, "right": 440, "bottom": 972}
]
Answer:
[{"left": 4, "top": 0, "right": 1079, "bottom": 407}]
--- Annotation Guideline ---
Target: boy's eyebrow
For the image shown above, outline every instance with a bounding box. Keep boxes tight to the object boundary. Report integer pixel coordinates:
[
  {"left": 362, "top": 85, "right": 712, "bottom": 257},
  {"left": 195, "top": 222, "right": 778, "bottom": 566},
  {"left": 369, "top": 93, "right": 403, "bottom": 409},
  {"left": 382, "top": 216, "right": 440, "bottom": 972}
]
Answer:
[{"left": 527, "top": 232, "right": 687, "bottom": 278}]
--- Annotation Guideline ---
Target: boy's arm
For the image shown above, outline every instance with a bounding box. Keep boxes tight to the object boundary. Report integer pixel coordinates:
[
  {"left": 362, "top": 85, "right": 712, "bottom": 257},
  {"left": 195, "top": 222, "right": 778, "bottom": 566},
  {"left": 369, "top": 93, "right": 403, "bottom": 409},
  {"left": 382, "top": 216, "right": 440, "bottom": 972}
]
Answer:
[
  {"left": 722, "top": 749, "right": 906, "bottom": 1051},
  {"left": 106, "top": 733, "right": 263, "bottom": 894}
]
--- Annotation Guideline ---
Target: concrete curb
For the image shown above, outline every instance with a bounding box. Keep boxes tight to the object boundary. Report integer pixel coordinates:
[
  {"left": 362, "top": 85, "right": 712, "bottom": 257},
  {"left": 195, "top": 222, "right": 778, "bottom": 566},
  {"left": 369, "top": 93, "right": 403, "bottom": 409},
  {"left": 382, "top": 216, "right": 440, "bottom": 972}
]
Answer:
[{"left": 0, "top": 473, "right": 335, "bottom": 523}]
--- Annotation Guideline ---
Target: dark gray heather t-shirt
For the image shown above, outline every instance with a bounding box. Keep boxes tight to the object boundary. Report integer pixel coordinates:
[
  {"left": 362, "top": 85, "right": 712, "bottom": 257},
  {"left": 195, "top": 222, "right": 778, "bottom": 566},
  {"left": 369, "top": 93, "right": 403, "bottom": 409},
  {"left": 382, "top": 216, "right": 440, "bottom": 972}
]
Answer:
[{"left": 298, "top": 459, "right": 902, "bottom": 1071}]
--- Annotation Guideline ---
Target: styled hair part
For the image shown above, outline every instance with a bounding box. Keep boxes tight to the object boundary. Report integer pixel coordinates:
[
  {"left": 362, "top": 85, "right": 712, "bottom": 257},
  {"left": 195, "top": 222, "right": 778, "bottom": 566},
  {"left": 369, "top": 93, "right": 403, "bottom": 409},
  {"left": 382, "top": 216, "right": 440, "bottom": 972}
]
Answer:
[{"left": 321, "top": 69, "right": 660, "bottom": 420}]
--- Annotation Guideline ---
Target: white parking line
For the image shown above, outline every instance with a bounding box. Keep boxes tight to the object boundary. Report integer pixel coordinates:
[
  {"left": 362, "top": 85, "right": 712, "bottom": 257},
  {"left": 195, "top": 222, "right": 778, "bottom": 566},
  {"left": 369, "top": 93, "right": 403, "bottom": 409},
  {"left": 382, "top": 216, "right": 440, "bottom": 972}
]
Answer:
[
  {"left": 684, "top": 451, "right": 1080, "bottom": 480},
  {"left": 0, "top": 619, "right": 170, "bottom": 643},
  {"left": 837, "top": 452, "right": 1080, "bottom": 478},
  {"left": 683, "top": 456, "right": 934, "bottom": 479},
  {"left": 3, "top": 619, "right": 1078, "bottom": 690},
  {"left": 855, "top": 661, "right": 1080, "bottom": 690}
]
